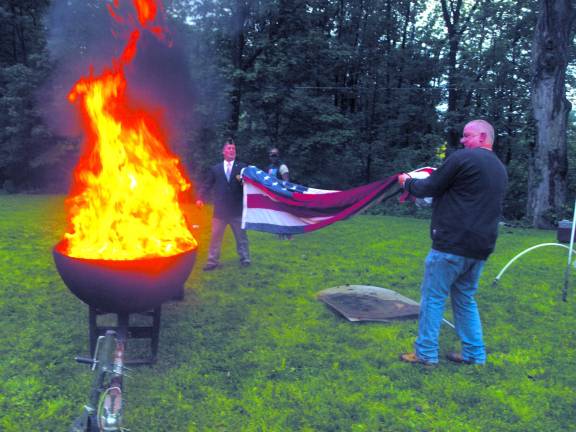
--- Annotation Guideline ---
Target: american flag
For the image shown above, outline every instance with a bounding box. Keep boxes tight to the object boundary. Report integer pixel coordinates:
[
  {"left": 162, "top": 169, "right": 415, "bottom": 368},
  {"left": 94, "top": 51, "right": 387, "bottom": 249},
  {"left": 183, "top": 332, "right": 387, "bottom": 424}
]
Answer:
[{"left": 241, "top": 166, "right": 404, "bottom": 235}]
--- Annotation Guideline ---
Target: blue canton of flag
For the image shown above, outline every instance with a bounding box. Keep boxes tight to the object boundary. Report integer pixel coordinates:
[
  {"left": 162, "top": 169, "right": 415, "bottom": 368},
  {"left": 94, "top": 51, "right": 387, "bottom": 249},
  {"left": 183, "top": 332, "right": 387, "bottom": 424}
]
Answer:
[{"left": 242, "top": 166, "right": 308, "bottom": 197}]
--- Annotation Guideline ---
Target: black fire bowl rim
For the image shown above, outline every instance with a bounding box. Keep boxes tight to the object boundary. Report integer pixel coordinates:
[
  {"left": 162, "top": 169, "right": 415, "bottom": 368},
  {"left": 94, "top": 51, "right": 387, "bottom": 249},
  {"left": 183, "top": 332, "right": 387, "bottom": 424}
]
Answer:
[{"left": 53, "top": 239, "right": 198, "bottom": 264}]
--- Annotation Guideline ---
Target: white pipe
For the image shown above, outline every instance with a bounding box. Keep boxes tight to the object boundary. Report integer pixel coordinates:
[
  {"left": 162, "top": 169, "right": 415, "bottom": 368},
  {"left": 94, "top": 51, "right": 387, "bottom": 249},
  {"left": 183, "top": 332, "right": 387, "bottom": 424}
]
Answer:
[
  {"left": 493, "top": 243, "right": 576, "bottom": 285},
  {"left": 442, "top": 318, "right": 455, "bottom": 329}
]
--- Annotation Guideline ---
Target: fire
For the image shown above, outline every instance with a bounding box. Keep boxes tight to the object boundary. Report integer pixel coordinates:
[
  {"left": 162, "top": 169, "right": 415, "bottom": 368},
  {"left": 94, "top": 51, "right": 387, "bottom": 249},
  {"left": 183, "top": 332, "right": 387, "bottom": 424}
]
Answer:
[
  {"left": 133, "top": 0, "right": 157, "bottom": 25},
  {"left": 60, "top": 0, "right": 197, "bottom": 260}
]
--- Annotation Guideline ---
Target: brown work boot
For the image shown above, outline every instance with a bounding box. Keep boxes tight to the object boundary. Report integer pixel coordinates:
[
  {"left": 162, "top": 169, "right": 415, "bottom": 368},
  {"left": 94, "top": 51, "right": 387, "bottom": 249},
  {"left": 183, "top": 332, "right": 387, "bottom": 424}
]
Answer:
[
  {"left": 399, "top": 352, "right": 436, "bottom": 367},
  {"left": 446, "top": 352, "right": 476, "bottom": 365}
]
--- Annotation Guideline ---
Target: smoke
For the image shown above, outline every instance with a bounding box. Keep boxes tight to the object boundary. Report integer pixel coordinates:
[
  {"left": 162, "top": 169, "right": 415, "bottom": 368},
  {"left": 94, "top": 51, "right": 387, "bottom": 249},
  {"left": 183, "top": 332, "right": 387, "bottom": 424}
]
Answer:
[
  {"left": 41, "top": 0, "right": 111, "bottom": 137},
  {"left": 126, "top": 28, "right": 199, "bottom": 156},
  {"left": 42, "top": 0, "right": 199, "bottom": 157}
]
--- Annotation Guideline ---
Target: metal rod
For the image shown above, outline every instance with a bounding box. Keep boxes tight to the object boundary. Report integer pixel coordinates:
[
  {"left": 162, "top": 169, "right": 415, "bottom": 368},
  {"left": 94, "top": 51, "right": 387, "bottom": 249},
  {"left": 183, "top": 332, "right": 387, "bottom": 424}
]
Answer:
[
  {"left": 562, "top": 199, "right": 576, "bottom": 302},
  {"left": 442, "top": 318, "right": 455, "bottom": 329}
]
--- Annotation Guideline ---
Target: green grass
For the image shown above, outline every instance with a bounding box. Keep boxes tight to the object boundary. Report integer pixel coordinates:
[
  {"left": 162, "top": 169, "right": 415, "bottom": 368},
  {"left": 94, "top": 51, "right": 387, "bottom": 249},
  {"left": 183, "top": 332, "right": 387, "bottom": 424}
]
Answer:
[{"left": 1, "top": 195, "right": 575, "bottom": 431}]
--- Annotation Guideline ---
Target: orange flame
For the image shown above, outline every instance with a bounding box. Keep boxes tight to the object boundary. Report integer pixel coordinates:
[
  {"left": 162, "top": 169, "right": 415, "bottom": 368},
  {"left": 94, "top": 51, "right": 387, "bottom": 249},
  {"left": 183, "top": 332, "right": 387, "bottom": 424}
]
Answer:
[
  {"left": 133, "top": 0, "right": 157, "bottom": 25},
  {"left": 61, "top": 0, "right": 197, "bottom": 260}
]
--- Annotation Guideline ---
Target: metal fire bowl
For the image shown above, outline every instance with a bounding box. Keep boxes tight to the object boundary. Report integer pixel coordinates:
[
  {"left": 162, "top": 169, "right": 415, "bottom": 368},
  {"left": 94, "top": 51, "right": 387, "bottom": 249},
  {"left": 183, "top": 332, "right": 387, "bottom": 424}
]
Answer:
[{"left": 53, "top": 241, "right": 197, "bottom": 314}]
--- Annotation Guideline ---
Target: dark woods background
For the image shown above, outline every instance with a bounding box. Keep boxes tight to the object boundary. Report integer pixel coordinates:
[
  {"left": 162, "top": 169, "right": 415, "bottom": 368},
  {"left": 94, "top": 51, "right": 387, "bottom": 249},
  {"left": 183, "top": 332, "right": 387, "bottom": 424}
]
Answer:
[{"left": 1, "top": 0, "right": 575, "bottom": 227}]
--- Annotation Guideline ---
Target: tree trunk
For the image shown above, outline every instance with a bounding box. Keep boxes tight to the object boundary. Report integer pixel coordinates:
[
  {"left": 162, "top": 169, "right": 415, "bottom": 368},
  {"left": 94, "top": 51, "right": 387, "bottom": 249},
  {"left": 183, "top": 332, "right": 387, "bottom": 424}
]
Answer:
[
  {"left": 440, "top": 0, "right": 481, "bottom": 154},
  {"left": 528, "top": 0, "right": 574, "bottom": 228},
  {"left": 227, "top": 0, "right": 250, "bottom": 136}
]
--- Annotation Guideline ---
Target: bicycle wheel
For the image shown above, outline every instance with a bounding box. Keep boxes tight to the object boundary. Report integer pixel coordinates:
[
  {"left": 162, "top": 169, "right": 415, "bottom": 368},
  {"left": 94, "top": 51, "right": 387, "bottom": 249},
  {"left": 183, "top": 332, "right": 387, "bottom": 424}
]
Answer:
[
  {"left": 97, "top": 335, "right": 125, "bottom": 431},
  {"left": 97, "top": 384, "right": 123, "bottom": 431}
]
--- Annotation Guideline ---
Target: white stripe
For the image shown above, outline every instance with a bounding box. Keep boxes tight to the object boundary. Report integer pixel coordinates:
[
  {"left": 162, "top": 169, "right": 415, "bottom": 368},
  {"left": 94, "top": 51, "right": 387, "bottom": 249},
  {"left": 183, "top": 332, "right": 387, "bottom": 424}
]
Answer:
[
  {"left": 244, "top": 178, "right": 337, "bottom": 198},
  {"left": 243, "top": 208, "right": 331, "bottom": 227},
  {"left": 244, "top": 182, "right": 270, "bottom": 197},
  {"left": 242, "top": 180, "right": 250, "bottom": 228},
  {"left": 297, "top": 186, "right": 339, "bottom": 195}
]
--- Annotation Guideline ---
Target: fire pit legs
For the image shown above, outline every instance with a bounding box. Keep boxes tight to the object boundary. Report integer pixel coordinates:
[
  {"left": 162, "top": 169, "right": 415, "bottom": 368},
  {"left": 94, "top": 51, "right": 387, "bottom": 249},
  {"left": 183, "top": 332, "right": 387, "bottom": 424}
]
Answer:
[
  {"left": 89, "top": 306, "right": 162, "bottom": 365},
  {"left": 117, "top": 313, "right": 130, "bottom": 343}
]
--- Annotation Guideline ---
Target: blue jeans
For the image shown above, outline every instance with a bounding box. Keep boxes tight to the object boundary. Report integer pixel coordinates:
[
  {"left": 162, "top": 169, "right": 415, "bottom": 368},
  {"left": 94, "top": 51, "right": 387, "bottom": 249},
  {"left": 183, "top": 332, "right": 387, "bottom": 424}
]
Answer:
[{"left": 415, "top": 249, "right": 486, "bottom": 364}]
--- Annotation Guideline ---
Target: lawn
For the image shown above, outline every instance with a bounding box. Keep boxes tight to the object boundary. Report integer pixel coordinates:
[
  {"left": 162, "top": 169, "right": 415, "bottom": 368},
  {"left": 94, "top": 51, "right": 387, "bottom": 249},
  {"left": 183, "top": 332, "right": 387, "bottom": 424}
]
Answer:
[{"left": 1, "top": 195, "right": 575, "bottom": 431}]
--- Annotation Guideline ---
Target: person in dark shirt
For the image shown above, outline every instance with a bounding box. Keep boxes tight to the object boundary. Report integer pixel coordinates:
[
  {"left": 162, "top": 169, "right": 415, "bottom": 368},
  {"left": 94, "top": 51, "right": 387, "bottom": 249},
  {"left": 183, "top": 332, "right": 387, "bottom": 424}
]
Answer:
[
  {"left": 267, "top": 148, "right": 290, "bottom": 181},
  {"left": 397, "top": 119, "right": 508, "bottom": 366},
  {"left": 199, "top": 139, "right": 250, "bottom": 271}
]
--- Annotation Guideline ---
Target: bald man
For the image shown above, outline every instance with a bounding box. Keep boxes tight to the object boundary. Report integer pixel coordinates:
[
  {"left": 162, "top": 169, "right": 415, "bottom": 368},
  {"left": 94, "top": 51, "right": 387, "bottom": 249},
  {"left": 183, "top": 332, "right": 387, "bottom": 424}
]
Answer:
[{"left": 398, "top": 119, "right": 508, "bottom": 366}]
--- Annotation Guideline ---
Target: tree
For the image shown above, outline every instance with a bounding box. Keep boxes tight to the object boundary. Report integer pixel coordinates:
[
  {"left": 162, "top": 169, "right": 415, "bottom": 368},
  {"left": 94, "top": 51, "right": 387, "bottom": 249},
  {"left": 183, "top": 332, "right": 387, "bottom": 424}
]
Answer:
[
  {"left": 0, "top": 0, "right": 49, "bottom": 66},
  {"left": 1, "top": 0, "right": 572, "bottom": 217},
  {"left": 528, "top": 0, "right": 575, "bottom": 227},
  {"left": 457, "top": 0, "right": 536, "bottom": 219},
  {"left": 0, "top": 0, "right": 55, "bottom": 191},
  {"left": 438, "top": 0, "right": 483, "bottom": 153}
]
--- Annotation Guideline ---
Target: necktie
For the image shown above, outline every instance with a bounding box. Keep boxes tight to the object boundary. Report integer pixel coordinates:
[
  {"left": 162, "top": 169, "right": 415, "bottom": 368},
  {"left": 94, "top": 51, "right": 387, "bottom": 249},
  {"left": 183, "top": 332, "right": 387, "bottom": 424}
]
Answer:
[{"left": 225, "top": 162, "right": 231, "bottom": 181}]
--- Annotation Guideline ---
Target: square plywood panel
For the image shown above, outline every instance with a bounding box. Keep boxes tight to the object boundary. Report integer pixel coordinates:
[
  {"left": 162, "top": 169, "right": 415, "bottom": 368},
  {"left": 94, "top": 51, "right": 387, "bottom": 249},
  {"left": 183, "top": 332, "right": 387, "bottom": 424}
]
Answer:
[{"left": 317, "top": 285, "right": 419, "bottom": 322}]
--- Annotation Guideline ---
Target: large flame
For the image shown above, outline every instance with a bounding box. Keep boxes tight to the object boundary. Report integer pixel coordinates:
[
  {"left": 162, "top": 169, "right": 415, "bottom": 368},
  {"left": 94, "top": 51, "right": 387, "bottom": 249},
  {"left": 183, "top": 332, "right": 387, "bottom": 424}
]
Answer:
[{"left": 61, "top": 0, "right": 197, "bottom": 260}]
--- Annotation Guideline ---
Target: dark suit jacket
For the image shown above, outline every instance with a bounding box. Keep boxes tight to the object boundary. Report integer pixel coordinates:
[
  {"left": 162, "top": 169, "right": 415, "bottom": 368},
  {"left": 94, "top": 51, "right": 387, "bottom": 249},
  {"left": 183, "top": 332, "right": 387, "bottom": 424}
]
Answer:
[{"left": 202, "top": 160, "right": 247, "bottom": 220}]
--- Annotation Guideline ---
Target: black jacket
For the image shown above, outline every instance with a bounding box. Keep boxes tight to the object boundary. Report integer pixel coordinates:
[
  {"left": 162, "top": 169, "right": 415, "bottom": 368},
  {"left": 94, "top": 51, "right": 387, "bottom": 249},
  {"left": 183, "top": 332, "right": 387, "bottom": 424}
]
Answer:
[
  {"left": 201, "top": 160, "right": 247, "bottom": 220},
  {"left": 404, "top": 148, "right": 508, "bottom": 260}
]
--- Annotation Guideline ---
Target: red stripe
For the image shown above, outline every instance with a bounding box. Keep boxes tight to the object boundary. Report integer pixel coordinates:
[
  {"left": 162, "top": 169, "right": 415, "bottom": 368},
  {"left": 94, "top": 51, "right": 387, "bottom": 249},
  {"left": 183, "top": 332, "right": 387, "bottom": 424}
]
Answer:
[
  {"left": 244, "top": 174, "right": 400, "bottom": 209},
  {"left": 303, "top": 175, "right": 399, "bottom": 232}
]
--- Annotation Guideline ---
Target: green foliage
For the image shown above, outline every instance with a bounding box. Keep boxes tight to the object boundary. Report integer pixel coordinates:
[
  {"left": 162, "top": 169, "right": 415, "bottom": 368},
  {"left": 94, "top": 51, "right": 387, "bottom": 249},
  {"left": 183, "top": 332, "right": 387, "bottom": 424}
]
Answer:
[
  {"left": 170, "top": 0, "right": 548, "bottom": 222},
  {"left": 0, "top": 62, "right": 47, "bottom": 189},
  {"left": 230, "top": 0, "right": 445, "bottom": 188},
  {"left": 0, "top": 0, "right": 67, "bottom": 192},
  {"left": 0, "top": 0, "right": 572, "bottom": 212},
  {"left": 1, "top": 196, "right": 576, "bottom": 431}
]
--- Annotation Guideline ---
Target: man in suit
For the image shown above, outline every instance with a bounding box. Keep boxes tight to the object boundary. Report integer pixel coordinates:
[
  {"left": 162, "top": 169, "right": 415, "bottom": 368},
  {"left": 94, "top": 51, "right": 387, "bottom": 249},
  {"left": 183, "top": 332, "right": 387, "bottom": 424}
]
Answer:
[{"left": 200, "top": 139, "right": 250, "bottom": 271}]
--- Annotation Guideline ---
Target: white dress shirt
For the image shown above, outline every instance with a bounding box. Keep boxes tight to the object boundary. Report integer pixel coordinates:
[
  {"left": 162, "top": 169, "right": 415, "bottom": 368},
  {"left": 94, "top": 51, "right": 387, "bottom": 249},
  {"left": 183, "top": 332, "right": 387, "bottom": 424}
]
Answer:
[{"left": 224, "top": 160, "right": 234, "bottom": 180}]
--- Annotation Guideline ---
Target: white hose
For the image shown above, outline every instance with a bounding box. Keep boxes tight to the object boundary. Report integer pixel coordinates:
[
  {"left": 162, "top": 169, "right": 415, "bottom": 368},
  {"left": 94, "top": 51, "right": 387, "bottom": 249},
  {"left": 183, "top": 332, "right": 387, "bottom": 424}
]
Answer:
[{"left": 493, "top": 243, "right": 576, "bottom": 285}]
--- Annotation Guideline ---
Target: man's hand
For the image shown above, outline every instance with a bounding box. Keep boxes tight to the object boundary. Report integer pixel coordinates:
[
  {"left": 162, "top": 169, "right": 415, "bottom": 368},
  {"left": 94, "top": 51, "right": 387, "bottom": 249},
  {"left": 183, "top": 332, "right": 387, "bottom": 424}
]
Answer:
[{"left": 398, "top": 173, "right": 411, "bottom": 188}]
